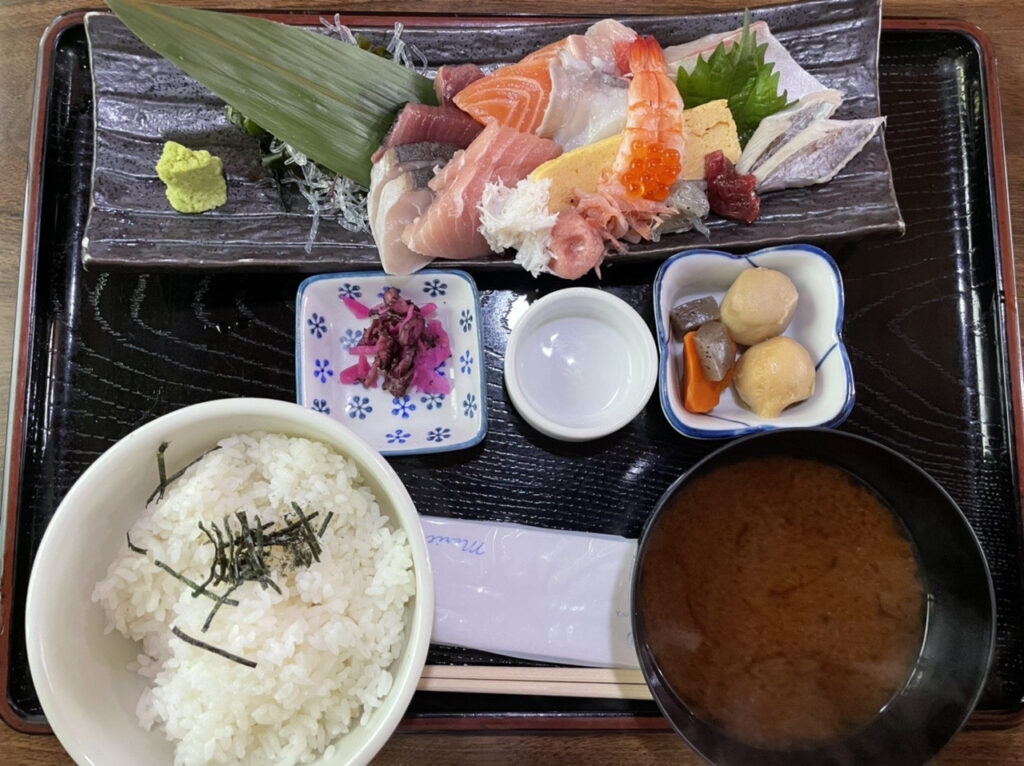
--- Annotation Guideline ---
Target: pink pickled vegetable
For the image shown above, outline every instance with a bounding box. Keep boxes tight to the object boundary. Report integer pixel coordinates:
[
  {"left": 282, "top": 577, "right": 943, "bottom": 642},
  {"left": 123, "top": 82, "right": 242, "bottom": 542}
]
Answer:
[
  {"left": 339, "top": 287, "right": 452, "bottom": 397},
  {"left": 341, "top": 296, "right": 371, "bottom": 320}
]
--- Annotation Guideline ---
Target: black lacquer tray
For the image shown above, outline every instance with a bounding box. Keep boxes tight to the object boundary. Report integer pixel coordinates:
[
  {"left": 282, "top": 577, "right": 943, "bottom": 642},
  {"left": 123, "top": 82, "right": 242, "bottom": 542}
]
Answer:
[{"left": 3, "top": 14, "right": 1023, "bottom": 734}]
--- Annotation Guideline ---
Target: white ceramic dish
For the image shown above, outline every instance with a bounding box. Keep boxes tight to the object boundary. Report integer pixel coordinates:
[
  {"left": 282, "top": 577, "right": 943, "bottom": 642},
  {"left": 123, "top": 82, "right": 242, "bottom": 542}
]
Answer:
[
  {"left": 24, "top": 398, "right": 433, "bottom": 766},
  {"left": 296, "top": 270, "right": 487, "bottom": 456},
  {"left": 504, "top": 287, "right": 658, "bottom": 442},
  {"left": 654, "top": 245, "right": 854, "bottom": 439}
]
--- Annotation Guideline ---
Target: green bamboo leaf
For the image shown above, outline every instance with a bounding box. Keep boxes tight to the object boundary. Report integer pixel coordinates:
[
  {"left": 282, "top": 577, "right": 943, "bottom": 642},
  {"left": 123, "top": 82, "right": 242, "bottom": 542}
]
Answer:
[{"left": 105, "top": 0, "right": 437, "bottom": 186}]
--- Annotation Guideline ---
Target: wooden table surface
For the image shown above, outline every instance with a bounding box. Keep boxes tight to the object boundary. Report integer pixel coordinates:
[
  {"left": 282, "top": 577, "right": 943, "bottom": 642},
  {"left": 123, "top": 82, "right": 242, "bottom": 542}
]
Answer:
[{"left": 2, "top": 0, "right": 1023, "bottom": 763}]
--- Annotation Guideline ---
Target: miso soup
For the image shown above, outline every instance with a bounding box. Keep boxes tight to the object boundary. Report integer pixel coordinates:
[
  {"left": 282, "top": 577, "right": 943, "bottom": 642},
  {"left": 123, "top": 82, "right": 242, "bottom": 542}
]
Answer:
[{"left": 638, "top": 456, "right": 925, "bottom": 747}]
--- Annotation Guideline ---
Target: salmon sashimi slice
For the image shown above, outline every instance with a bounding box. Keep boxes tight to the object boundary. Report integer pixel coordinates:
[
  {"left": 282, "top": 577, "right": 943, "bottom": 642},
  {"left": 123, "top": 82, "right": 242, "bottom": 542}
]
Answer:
[
  {"left": 453, "top": 19, "right": 636, "bottom": 138},
  {"left": 402, "top": 123, "right": 562, "bottom": 259},
  {"left": 453, "top": 54, "right": 556, "bottom": 136}
]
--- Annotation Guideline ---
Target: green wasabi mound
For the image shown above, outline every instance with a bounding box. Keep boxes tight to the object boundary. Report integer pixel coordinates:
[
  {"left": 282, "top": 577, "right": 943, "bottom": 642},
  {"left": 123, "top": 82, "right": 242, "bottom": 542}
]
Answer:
[{"left": 155, "top": 140, "right": 227, "bottom": 213}]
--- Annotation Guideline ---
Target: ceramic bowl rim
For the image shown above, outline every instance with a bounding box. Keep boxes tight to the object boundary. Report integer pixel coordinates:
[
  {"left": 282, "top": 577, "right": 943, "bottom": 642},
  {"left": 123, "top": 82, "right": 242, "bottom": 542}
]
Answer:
[
  {"left": 503, "top": 287, "right": 658, "bottom": 442},
  {"left": 25, "top": 397, "right": 434, "bottom": 766},
  {"left": 630, "top": 427, "right": 996, "bottom": 766},
  {"left": 653, "top": 245, "right": 855, "bottom": 439}
]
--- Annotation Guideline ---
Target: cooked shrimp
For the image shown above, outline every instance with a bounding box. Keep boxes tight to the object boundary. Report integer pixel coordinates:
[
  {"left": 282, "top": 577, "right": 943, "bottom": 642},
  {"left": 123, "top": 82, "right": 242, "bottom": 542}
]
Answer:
[
  {"left": 545, "top": 36, "right": 685, "bottom": 280},
  {"left": 604, "top": 36, "right": 685, "bottom": 202}
]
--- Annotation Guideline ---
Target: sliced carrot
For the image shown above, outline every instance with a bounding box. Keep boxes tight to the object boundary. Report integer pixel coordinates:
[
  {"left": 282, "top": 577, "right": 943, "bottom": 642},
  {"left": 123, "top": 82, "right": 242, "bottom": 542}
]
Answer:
[{"left": 681, "top": 330, "right": 733, "bottom": 414}]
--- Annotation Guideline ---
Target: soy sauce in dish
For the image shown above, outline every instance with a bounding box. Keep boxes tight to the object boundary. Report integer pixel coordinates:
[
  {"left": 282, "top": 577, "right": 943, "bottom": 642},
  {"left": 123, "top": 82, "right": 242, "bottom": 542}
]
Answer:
[{"left": 638, "top": 456, "right": 925, "bottom": 748}]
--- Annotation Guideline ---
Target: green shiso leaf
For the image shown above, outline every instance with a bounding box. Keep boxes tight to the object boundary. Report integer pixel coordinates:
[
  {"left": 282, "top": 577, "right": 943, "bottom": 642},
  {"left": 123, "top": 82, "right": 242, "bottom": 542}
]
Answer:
[
  {"left": 675, "top": 10, "right": 792, "bottom": 146},
  {"left": 105, "top": 0, "right": 437, "bottom": 187}
]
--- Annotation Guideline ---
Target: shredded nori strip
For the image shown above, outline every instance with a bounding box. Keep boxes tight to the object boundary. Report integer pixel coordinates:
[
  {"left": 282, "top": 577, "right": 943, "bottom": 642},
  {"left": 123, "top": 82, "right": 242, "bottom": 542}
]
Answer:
[
  {"left": 201, "top": 582, "right": 243, "bottom": 633},
  {"left": 133, "top": 440, "right": 340, "bottom": 640},
  {"left": 318, "top": 511, "right": 334, "bottom": 538},
  {"left": 127, "top": 531, "right": 239, "bottom": 606},
  {"left": 126, "top": 532, "right": 147, "bottom": 555},
  {"left": 155, "top": 442, "right": 169, "bottom": 501},
  {"left": 171, "top": 625, "right": 256, "bottom": 669},
  {"left": 291, "top": 502, "right": 322, "bottom": 563},
  {"left": 150, "top": 559, "right": 240, "bottom": 607},
  {"left": 146, "top": 445, "right": 222, "bottom": 505}
]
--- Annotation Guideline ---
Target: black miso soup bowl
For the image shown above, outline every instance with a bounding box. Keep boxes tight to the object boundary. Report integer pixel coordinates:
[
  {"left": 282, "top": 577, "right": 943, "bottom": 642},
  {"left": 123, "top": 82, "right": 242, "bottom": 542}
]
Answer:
[{"left": 631, "top": 428, "right": 996, "bottom": 766}]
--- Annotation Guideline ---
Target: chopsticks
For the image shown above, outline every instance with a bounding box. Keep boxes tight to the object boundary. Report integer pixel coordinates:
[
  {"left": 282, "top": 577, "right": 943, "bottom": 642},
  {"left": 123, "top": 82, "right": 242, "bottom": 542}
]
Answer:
[{"left": 417, "top": 665, "right": 653, "bottom": 700}]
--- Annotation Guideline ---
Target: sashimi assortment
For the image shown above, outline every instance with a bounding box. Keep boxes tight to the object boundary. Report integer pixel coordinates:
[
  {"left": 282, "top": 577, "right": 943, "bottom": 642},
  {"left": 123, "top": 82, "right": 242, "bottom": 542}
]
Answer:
[{"left": 367, "top": 17, "right": 886, "bottom": 279}]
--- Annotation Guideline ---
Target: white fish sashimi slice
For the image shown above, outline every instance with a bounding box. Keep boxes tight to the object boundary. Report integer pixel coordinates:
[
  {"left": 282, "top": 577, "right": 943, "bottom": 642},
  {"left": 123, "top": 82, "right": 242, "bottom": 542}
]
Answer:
[
  {"left": 752, "top": 117, "right": 885, "bottom": 193},
  {"left": 368, "top": 143, "right": 459, "bottom": 228},
  {"left": 737, "top": 90, "right": 843, "bottom": 175},
  {"left": 539, "top": 51, "right": 629, "bottom": 150},
  {"left": 664, "top": 20, "right": 829, "bottom": 102},
  {"left": 369, "top": 144, "right": 459, "bottom": 275},
  {"left": 370, "top": 170, "right": 436, "bottom": 275},
  {"left": 573, "top": 18, "right": 637, "bottom": 73},
  {"left": 532, "top": 19, "right": 634, "bottom": 151}
]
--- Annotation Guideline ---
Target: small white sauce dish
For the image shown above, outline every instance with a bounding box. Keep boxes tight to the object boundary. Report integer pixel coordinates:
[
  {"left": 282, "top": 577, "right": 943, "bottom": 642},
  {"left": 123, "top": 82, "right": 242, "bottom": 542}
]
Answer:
[
  {"left": 504, "top": 287, "right": 658, "bottom": 442},
  {"left": 654, "top": 245, "right": 855, "bottom": 439}
]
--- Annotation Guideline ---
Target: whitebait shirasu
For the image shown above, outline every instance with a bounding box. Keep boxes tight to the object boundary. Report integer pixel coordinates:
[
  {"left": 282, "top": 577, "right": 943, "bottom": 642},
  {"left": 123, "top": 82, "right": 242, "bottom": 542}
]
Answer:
[{"left": 269, "top": 17, "right": 430, "bottom": 251}]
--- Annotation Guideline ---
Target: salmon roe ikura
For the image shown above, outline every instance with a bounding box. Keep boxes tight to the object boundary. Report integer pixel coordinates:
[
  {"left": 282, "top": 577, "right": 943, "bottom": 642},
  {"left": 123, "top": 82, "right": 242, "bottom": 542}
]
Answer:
[{"left": 622, "top": 140, "right": 681, "bottom": 201}]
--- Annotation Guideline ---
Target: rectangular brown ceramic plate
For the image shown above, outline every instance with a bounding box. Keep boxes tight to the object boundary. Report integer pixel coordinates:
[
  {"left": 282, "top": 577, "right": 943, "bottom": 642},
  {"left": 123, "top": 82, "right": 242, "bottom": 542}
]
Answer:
[
  {"left": 2, "top": 11, "right": 1022, "bottom": 736},
  {"left": 80, "top": 0, "right": 903, "bottom": 272}
]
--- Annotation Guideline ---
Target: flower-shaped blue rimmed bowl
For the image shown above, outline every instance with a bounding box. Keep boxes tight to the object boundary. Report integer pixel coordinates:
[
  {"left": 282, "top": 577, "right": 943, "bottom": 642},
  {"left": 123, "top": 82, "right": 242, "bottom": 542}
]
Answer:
[
  {"left": 654, "top": 245, "right": 854, "bottom": 439},
  {"left": 297, "top": 270, "right": 487, "bottom": 456}
]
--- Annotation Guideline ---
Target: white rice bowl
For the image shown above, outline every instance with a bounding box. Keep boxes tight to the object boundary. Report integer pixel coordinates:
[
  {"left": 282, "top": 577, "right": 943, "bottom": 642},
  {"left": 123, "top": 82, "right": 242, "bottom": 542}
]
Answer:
[{"left": 25, "top": 399, "right": 433, "bottom": 766}]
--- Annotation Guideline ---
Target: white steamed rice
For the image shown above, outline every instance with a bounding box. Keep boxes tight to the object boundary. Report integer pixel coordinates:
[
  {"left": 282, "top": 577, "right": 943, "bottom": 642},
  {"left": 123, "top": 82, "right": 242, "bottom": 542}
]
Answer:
[{"left": 92, "top": 432, "right": 415, "bottom": 766}]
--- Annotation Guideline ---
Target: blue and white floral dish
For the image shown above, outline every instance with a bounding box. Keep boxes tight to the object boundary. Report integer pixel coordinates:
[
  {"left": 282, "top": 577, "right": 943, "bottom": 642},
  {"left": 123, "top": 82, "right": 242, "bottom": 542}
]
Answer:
[
  {"left": 654, "top": 246, "right": 855, "bottom": 439},
  {"left": 297, "top": 270, "right": 487, "bottom": 456}
]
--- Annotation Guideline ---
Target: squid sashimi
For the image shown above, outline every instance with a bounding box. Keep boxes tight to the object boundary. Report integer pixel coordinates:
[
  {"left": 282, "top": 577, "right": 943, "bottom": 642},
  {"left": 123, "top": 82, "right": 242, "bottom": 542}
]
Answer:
[
  {"left": 402, "top": 122, "right": 562, "bottom": 259},
  {"left": 453, "top": 19, "right": 636, "bottom": 144}
]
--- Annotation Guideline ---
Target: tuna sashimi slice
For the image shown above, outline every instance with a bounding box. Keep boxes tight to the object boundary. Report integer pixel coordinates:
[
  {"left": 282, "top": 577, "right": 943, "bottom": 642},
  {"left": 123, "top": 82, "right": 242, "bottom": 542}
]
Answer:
[
  {"left": 402, "top": 123, "right": 562, "bottom": 259},
  {"left": 371, "top": 104, "right": 483, "bottom": 163},
  {"left": 434, "top": 63, "right": 486, "bottom": 106}
]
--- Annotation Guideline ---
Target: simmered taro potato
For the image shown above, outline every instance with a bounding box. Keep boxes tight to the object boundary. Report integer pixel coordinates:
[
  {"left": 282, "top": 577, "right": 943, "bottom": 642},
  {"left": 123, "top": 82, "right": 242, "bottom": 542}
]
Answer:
[
  {"left": 670, "top": 296, "right": 720, "bottom": 340},
  {"left": 734, "top": 336, "right": 816, "bottom": 417},
  {"left": 694, "top": 321, "right": 737, "bottom": 382},
  {"left": 720, "top": 267, "right": 798, "bottom": 346}
]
